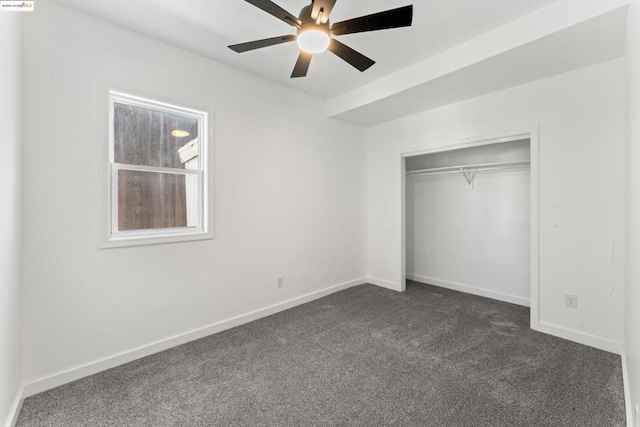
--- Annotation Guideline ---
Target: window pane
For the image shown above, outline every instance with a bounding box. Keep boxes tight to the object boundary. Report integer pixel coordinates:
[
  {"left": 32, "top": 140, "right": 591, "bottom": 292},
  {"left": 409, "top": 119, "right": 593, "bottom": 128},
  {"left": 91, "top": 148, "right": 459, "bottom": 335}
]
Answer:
[
  {"left": 117, "top": 169, "right": 198, "bottom": 231},
  {"left": 113, "top": 102, "right": 199, "bottom": 168}
]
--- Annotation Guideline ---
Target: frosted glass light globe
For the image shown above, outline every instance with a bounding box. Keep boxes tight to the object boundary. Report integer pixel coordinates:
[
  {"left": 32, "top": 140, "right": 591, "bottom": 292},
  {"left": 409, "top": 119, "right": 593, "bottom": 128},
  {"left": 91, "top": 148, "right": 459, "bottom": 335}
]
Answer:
[{"left": 297, "top": 29, "right": 330, "bottom": 54}]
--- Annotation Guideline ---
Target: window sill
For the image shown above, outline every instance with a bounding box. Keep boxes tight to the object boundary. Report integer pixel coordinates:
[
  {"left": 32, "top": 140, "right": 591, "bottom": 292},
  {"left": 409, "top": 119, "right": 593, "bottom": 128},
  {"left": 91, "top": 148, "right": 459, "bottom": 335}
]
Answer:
[{"left": 99, "top": 229, "right": 214, "bottom": 249}]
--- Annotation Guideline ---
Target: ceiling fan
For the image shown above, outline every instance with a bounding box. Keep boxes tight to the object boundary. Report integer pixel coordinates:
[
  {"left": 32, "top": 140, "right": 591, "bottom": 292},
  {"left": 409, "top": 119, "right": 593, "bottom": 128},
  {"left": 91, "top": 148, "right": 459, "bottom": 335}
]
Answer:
[{"left": 228, "top": 0, "right": 413, "bottom": 78}]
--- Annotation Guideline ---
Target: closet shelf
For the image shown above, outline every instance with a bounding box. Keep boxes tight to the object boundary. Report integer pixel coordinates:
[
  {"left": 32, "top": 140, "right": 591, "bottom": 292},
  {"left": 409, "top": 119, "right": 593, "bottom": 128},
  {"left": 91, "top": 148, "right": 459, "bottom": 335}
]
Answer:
[
  {"left": 406, "top": 160, "right": 530, "bottom": 186},
  {"left": 406, "top": 160, "right": 530, "bottom": 178}
]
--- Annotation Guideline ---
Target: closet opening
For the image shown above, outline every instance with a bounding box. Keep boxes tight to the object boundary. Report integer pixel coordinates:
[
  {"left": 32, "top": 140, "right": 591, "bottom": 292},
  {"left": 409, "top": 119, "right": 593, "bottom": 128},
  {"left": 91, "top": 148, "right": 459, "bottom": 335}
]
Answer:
[{"left": 400, "top": 131, "right": 539, "bottom": 326}]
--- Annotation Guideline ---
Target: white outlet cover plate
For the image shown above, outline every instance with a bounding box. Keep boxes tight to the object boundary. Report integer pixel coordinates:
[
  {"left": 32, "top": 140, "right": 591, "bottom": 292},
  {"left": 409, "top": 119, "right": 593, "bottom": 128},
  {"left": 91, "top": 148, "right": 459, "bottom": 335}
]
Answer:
[{"left": 565, "top": 294, "right": 578, "bottom": 308}]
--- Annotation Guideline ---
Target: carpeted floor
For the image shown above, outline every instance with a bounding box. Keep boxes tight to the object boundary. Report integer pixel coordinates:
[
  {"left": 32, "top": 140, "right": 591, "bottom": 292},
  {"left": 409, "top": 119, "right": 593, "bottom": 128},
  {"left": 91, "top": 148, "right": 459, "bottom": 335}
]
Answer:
[{"left": 17, "top": 281, "right": 626, "bottom": 426}]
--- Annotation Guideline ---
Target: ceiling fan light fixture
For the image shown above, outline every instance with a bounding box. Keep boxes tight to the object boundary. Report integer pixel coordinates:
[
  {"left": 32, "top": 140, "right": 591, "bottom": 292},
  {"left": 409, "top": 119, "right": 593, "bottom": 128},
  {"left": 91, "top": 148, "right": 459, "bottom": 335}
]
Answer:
[
  {"left": 228, "top": 1, "right": 414, "bottom": 78},
  {"left": 297, "top": 27, "right": 330, "bottom": 54}
]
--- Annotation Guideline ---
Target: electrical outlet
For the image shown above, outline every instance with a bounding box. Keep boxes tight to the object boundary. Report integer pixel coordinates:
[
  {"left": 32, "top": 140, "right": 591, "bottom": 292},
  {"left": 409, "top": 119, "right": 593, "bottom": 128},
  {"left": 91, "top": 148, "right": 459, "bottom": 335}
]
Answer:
[
  {"left": 565, "top": 294, "right": 578, "bottom": 309},
  {"left": 277, "top": 276, "right": 284, "bottom": 288}
]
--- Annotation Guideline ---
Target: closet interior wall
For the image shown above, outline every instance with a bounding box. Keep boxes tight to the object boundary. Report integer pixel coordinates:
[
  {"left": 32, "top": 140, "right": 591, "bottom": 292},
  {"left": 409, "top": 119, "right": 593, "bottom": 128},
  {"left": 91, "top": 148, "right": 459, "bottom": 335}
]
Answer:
[{"left": 405, "top": 139, "right": 531, "bottom": 306}]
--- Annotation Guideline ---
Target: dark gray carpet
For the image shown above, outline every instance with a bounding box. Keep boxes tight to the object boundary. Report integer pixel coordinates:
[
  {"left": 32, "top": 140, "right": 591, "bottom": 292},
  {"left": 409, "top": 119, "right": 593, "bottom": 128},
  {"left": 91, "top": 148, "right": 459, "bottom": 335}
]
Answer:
[{"left": 17, "top": 281, "right": 626, "bottom": 426}]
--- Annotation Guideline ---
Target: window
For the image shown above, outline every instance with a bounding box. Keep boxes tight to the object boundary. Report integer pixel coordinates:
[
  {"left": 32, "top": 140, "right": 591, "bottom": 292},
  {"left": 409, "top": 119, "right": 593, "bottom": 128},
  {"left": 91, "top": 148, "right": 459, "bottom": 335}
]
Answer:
[{"left": 101, "top": 91, "right": 212, "bottom": 248}]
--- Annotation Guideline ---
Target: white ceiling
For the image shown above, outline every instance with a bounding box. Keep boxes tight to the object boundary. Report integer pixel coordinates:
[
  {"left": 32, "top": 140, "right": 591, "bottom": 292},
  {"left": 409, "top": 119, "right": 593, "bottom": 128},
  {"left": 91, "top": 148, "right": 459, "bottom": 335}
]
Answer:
[{"left": 47, "top": 0, "right": 561, "bottom": 100}]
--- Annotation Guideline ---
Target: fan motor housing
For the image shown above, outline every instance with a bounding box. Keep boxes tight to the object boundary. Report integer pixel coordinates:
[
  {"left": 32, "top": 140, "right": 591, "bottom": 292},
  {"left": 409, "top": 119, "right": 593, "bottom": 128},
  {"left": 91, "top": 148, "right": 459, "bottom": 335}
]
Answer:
[{"left": 298, "top": 4, "right": 330, "bottom": 30}]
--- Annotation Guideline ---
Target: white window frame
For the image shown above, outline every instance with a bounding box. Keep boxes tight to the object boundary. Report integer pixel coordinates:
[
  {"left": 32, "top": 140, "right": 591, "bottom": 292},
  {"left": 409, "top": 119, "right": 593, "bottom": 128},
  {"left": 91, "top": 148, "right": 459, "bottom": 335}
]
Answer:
[{"left": 100, "top": 90, "right": 213, "bottom": 248}]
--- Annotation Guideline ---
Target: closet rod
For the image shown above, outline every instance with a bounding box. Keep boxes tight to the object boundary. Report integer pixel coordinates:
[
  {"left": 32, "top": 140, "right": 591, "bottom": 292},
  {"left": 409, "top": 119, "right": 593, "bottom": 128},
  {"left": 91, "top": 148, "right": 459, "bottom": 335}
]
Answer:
[{"left": 406, "top": 160, "right": 530, "bottom": 177}]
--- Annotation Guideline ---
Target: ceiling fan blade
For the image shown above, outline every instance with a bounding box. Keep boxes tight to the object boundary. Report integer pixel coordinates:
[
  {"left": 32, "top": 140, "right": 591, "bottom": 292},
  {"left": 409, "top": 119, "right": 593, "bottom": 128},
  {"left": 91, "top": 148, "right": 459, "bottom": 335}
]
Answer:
[
  {"left": 330, "top": 5, "right": 413, "bottom": 36},
  {"left": 291, "top": 51, "right": 313, "bottom": 78},
  {"left": 311, "top": 0, "right": 337, "bottom": 24},
  {"left": 328, "top": 39, "right": 375, "bottom": 72},
  {"left": 244, "top": 0, "right": 302, "bottom": 27},
  {"left": 228, "top": 35, "right": 296, "bottom": 53}
]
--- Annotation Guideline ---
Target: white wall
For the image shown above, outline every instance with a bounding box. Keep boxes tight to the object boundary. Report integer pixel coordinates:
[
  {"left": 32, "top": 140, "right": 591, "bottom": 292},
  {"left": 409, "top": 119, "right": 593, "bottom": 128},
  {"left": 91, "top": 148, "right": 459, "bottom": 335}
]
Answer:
[
  {"left": 367, "top": 59, "right": 625, "bottom": 352},
  {"left": 0, "top": 12, "right": 23, "bottom": 427},
  {"left": 21, "top": 2, "right": 366, "bottom": 391},
  {"left": 406, "top": 167, "right": 530, "bottom": 306},
  {"left": 625, "top": 0, "right": 640, "bottom": 422}
]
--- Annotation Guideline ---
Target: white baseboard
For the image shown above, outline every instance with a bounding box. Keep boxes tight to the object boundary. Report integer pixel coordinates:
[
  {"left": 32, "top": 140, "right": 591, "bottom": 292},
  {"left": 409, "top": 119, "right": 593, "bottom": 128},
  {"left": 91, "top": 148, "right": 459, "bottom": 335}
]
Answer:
[
  {"left": 622, "top": 350, "right": 634, "bottom": 427},
  {"left": 23, "top": 277, "right": 367, "bottom": 398},
  {"left": 406, "top": 273, "right": 530, "bottom": 307},
  {"left": 532, "top": 320, "right": 623, "bottom": 355},
  {"left": 367, "top": 277, "right": 399, "bottom": 291},
  {"left": 5, "top": 383, "right": 24, "bottom": 427}
]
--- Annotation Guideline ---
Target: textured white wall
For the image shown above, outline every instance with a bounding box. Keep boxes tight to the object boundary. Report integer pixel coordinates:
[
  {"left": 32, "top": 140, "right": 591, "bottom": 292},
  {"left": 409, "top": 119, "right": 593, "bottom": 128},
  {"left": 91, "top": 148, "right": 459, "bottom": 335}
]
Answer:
[
  {"left": 0, "top": 12, "right": 23, "bottom": 427},
  {"left": 366, "top": 59, "right": 625, "bottom": 352},
  {"left": 625, "top": 0, "right": 640, "bottom": 422},
  {"left": 21, "top": 2, "right": 366, "bottom": 386},
  {"left": 406, "top": 168, "right": 530, "bottom": 306}
]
